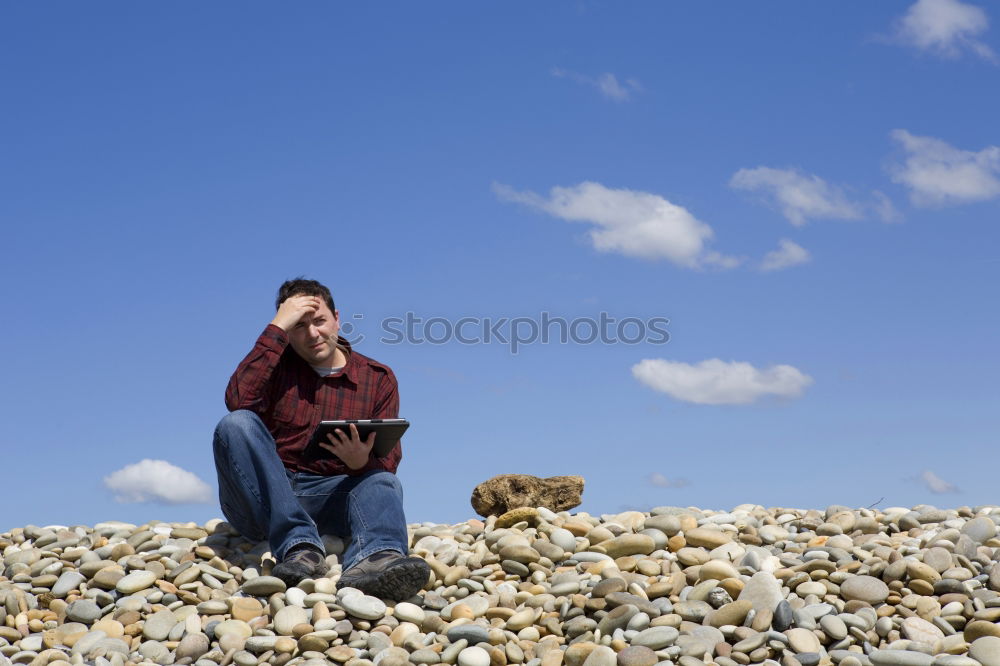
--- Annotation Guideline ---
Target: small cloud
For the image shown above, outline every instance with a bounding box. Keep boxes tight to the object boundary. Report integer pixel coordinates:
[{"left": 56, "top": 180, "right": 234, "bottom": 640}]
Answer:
[
  {"left": 891, "top": 0, "right": 996, "bottom": 62},
  {"left": 888, "top": 129, "right": 1000, "bottom": 206},
  {"left": 648, "top": 473, "right": 691, "bottom": 489},
  {"left": 920, "top": 469, "right": 960, "bottom": 494},
  {"left": 550, "top": 67, "right": 642, "bottom": 101},
  {"left": 872, "top": 190, "right": 903, "bottom": 222},
  {"left": 632, "top": 358, "right": 814, "bottom": 405},
  {"left": 493, "top": 181, "right": 740, "bottom": 270},
  {"left": 730, "top": 167, "right": 865, "bottom": 226},
  {"left": 760, "top": 239, "right": 811, "bottom": 272},
  {"left": 103, "top": 459, "right": 213, "bottom": 504}
]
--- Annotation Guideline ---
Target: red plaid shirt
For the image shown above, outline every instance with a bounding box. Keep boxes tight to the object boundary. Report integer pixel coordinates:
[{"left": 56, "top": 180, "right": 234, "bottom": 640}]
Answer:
[{"left": 225, "top": 324, "right": 402, "bottom": 476}]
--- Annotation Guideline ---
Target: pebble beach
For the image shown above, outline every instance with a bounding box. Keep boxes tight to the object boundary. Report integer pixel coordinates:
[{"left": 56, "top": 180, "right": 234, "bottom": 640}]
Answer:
[{"left": 3, "top": 504, "right": 1000, "bottom": 666}]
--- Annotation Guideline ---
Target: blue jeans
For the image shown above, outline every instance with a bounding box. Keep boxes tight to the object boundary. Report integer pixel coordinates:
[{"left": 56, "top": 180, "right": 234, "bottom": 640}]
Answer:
[{"left": 212, "top": 410, "right": 409, "bottom": 569}]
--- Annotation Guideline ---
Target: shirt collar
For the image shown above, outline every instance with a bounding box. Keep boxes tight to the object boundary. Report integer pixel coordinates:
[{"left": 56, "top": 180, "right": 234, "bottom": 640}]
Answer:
[
  {"left": 332, "top": 336, "right": 358, "bottom": 385},
  {"left": 295, "top": 335, "right": 357, "bottom": 384}
]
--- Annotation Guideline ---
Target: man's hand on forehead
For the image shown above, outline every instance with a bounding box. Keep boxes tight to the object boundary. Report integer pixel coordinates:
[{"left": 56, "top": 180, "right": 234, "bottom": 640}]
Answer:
[{"left": 271, "top": 294, "right": 324, "bottom": 332}]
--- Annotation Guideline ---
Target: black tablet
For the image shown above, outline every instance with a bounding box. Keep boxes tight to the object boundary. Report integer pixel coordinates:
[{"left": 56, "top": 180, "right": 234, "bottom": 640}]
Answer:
[{"left": 305, "top": 419, "right": 410, "bottom": 460}]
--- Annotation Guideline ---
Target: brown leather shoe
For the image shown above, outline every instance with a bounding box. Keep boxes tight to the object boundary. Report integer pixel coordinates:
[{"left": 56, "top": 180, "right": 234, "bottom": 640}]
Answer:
[
  {"left": 337, "top": 550, "right": 430, "bottom": 600},
  {"left": 272, "top": 544, "right": 330, "bottom": 587}
]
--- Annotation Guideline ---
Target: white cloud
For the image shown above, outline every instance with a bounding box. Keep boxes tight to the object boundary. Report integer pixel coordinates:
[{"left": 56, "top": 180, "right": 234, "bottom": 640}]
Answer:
[
  {"left": 632, "top": 358, "right": 814, "bottom": 405},
  {"left": 493, "top": 181, "right": 740, "bottom": 269},
  {"left": 872, "top": 190, "right": 903, "bottom": 223},
  {"left": 648, "top": 473, "right": 691, "bottom": 489},
  {"left": 730, "top": 167, "right": 865, "bottom": 226},
  {"left": 888, "top": 129, "right": 1000, "bottom": 206},
  {"left": 760, "top": 239, "right": 811, "bottom": 272},
  {"left": 892, "top": 0, "right": 996, "bottom": 61},
  {"left": 550, "top": 68, "right": 642, "bottom": 101},
  {"left": 921, "top": 469, "right": 959, "bottom": 493},
  {"left": 103, "top": 459, "right": 213, "bottom": 504}
]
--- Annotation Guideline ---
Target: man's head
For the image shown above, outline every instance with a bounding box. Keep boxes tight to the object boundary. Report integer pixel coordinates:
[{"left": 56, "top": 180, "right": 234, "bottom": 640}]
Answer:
[
  {"left": 275, "top": 277, "right": 342, "bottom": 367},
  {"left": 276, "top": 277, "right": 335, "bottom": 314}
]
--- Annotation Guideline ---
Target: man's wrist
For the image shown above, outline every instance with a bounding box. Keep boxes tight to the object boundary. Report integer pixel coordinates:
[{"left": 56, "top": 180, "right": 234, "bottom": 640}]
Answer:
[{"left": 345, "top": 457, "right": 367, "bottom": 470}]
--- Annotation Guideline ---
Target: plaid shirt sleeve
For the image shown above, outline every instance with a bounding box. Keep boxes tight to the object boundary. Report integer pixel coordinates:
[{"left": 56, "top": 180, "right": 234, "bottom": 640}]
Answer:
[{"left": 225, "top": 324, "right": 288, "bottom": 413}]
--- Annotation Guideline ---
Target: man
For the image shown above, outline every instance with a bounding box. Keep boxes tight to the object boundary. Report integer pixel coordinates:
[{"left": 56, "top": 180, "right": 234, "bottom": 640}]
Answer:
[{"left": 213, "top": 277, "right": 430, "bottom": 599}]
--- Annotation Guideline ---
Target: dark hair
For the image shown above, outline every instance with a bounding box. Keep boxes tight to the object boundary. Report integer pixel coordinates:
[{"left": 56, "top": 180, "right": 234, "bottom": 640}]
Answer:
[{"left": 275, "top": 277, "right": 336, "bottom": 313}]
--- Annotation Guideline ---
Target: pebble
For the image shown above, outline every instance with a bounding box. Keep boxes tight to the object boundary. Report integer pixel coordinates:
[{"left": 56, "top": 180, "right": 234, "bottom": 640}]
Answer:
[
  {"left": 66, "top": 599, "right": 102, "bottom": 624},
  {"left": 710, "top": 600, "right": 752, "bottom": 627},
  {"left": 683, "top": 527, "right": 732, "bottom": 549},
  {"left": 245, "top": 635, "right": 278, "bottom": 653},
  {"left": 961, "top": 517, "right": 997, "bottom": 544},
  {"left": 274, "top": 605, "right": 309, "bottom": 635},
  {"left": 820, "top": 614, "right": 849, "bottom": 640},
  {"left": 213, "top": 619, "right": 253, "bottom": 640},
  {"left": 142, "top": 608, "right": 177, "bottom": 640},
  {"left": 393, "top": 601, "right": 425, "bottom": 624},
  {"left": 448, "top": 625, "right": 490, "bottom": 644},
  {"left": 230, "top": 597, "right": 264, "bottom": 622},
  {"left": 870, "top": 650, "right": 935, "bottom": 666},
  {"left": 582, "top": 646, "right": 618, "bottom": 666},
  {"left": 51, "top": 570, "right": 86, "bottom": 598},
  {"left": 601, "top": 535, "right": 655, "bottom": 558},
  {"left": 550, "top": 528, "right": 577, "bottom": 552},
  {"left": 241, "top": 575, "right": 286, "bottom": 595},
  {"left": 616, "top": 645, "right": 657, "bottom": 666},
  {"left": 338, "top": 592, "right": 385, "bottom": 620},
  {"left": 902, "top": 616, "right": 944, "bottom": 644},
  {"left": 630, "top": 626, "right": 679, "bottom": 649},
  {"left": 739, "top": 572, "right": 783, "bottom": 612},
  {"left": 197, "top": 599, "right": 228, "bottom": 615},
  {"left": 773, "top": 600, "right": 794, "bottom": 631},
  {"left": 458, "top": 646, "right": 491, "bottom": 666},
  {"left": 138, "top": 639, "right": 170, "bottom": 662},
  {"left": 115, "top": 570, "right": 158, "bottom": 594},
  {"left": 970, "top": 637, "right": 1000, "bottom": 666},
  {"left": 786, "top": 627, "right": 821, "bottom": 653},
  {"left": 840, "top": 576, "right": 890, "bottom": 604},
  {"left": 176, "top": 632, "right": 210, "bottom": 661}
]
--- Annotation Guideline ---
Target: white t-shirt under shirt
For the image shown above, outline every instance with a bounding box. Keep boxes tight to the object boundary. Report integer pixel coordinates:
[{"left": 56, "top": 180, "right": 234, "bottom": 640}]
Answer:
[{"left": 311, "top": 343, "right": 349, "bottom": 377}]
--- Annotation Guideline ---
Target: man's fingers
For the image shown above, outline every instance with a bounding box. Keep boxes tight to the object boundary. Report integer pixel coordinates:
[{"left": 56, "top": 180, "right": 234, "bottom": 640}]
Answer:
[{"left": 294, "top": 295, "right": 320, "bottom": 308}]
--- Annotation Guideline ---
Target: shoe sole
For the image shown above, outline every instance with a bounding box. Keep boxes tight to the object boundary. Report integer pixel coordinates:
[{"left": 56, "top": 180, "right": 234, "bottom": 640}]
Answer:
[{"left": 341, "top": 560, "right": 430, "bottom": 601}]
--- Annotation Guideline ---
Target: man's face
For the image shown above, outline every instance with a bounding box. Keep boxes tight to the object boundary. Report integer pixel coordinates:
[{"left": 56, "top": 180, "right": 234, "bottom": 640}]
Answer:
[{"left": 287, "top": 298, "right": 342, "bottom": 367}]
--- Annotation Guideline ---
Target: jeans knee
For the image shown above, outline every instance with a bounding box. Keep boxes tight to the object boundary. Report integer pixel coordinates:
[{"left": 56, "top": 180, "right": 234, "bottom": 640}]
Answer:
[
  {"left": 361, "top": 470, "right": 403, "bottom": 496},
  {"left": 214, "top": 410, "right": 265, "bottom": 456},
  {"left": 215, "top": 410, "right": 261, "bottom": 439}
]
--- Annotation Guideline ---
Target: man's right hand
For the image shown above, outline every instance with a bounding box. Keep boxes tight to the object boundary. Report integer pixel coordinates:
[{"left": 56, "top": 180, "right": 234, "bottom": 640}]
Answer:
[{"left": 271, "top": 295, "right": 322, "bottom": 332}]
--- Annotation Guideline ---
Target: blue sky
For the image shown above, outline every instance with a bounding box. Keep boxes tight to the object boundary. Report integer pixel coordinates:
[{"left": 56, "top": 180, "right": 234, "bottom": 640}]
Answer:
[{"left": 2, "top": 1, "right": 998, "bottom": 532}]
